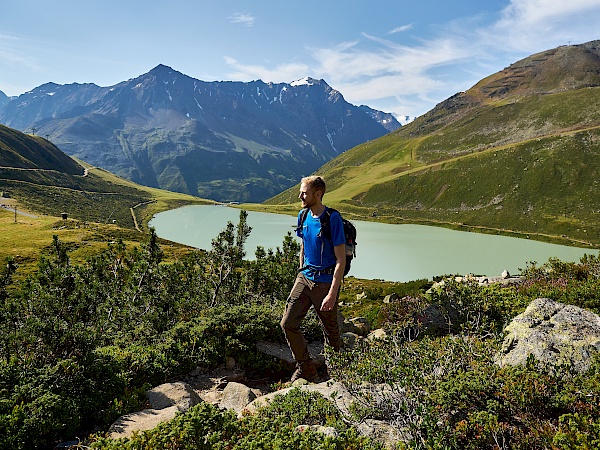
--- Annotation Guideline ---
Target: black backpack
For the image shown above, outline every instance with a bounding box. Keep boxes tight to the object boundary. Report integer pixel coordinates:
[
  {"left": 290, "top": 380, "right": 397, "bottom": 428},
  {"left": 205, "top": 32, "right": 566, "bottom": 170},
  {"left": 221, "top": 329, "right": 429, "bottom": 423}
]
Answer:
[{"left": 298, "top": 207, "right": 357, "bottom": 276}]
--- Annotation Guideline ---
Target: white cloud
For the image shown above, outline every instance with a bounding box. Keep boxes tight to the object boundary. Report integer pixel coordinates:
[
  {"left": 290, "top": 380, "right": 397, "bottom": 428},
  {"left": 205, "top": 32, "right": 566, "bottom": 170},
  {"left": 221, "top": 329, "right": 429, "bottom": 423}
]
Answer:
[
  {"left": 0, "top": 34, "right": 42, "bottom": 71},
  {"left": 482, "top": 0, "right": 600, "bottom": 52},
  {"left": 224, "top": 56, "right": 309, "bottom": 82},
  {"left": 222, "top": 0, "right": 600, "bottom": 118},
  {"left": 389, "top": 24, "right": 413, "bottom": 34},
  {"left": 311, "top": 34, "right": 473, "bottom": 101},
  {"left": 229, "top": 13, "right": 255, "bottom": 27}
]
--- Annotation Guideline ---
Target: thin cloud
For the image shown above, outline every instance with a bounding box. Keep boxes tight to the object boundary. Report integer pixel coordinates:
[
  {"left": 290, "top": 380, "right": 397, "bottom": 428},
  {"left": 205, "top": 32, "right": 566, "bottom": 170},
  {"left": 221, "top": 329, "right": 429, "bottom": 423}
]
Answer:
[
  {"left": 482, "top": 0, "right": 600, "bottom": 52},
  {"left": 229, "top": 13, "right": 255, "bottom": 27},
  {"left": 0, "top": 34, "right": 42, "bottom": 71},
  {"left": 222, "top": 0, "right": 600, "bottom": 117},
  {"left": 224, "top": 56, "right": 309, "bottom": 82},
  {"left": 388, "top": 24, "right": 413, "bottom": 34},
  {"left": 312, "top": 34, "right": 473, "bottom": 98}
]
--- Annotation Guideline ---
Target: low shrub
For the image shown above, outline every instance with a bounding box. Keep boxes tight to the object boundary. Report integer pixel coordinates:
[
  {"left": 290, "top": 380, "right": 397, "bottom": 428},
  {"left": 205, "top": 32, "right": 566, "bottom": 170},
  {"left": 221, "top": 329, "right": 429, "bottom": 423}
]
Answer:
[{"left": 88, "top": 389, "right": 384, "bottom": 450}]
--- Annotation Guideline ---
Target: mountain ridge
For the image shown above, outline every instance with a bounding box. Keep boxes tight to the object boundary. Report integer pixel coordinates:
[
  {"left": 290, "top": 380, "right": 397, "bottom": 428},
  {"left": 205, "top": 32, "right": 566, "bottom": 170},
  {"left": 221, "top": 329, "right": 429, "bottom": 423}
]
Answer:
[
  {"left": 0, "top": 66, "right": 399, "bottom": 202},
  {"left": 0, "top": 123, "right": 208, "bottom": 228},
  {"left": 0, "top": 123, "right": 83, "bottom": 175}
]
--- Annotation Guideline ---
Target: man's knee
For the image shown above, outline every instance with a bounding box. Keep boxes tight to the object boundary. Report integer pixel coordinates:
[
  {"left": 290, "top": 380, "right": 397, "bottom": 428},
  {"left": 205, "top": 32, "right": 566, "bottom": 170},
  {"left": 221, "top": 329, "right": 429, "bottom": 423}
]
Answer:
[
  {"left": 280, "top": 315, "right": 289, "bottom": 332},
  {"left": 281, "top": 313, "right": 300, "bottom": 333}
]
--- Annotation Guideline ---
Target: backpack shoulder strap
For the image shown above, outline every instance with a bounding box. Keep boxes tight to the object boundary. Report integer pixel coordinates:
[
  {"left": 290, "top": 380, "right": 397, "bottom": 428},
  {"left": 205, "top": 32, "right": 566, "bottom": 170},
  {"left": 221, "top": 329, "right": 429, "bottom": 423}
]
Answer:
[
  {"left": 296, "top": 208, "right": 310, "bottom": 232},
  {"left": 320, "top": 207, "right": 338, "bottom": 240},
  {"left": 300, "top": 207, "right": 309, "bottom": 224}
]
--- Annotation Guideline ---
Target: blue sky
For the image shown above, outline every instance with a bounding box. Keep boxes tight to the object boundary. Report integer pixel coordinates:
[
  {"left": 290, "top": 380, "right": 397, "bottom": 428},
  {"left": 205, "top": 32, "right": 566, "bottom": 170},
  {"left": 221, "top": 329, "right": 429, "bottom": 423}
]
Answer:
[{"left": 1, "top": 0, "right": 600, "bottom": 119}]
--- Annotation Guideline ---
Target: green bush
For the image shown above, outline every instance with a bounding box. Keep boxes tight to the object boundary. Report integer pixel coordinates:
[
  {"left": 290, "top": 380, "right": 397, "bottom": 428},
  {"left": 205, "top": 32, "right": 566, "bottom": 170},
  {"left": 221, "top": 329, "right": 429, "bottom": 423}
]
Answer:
[
  {"left": 2, "top": 214, "right": 600, "bottom": 449},
  {"left": 0, "top": 211, "right": 300, "bottom": 448},
  {"left": 328, "top": 256, "right": 600, "bottom": 449}
]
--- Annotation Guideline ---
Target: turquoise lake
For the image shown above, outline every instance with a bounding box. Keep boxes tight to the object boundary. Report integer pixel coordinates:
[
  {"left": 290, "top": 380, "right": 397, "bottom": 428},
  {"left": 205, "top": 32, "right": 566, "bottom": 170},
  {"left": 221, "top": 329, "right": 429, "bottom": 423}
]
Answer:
[{"left": 149, "top": 205, "right": 597, "bottom": 282}]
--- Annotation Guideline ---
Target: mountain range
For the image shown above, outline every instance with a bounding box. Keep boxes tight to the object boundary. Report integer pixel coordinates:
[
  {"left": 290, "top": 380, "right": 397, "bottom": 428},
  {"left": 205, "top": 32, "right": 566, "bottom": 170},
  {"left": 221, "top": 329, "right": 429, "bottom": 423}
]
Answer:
[
  {"left": 4, "top": 41, "right": 600, "bottom": 247},
  {"left": 0, "top": 66, "right": 399, "bottom": 202},
  {"left": 268, "top": 40, "right": 600, "bottom": 247}
]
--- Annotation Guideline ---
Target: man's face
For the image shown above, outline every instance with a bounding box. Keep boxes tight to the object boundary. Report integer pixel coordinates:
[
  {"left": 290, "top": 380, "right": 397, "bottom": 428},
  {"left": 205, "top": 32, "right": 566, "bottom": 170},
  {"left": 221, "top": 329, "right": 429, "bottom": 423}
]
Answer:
[{"left": 299, "top": 183, "right": 318, "bottom": 208}]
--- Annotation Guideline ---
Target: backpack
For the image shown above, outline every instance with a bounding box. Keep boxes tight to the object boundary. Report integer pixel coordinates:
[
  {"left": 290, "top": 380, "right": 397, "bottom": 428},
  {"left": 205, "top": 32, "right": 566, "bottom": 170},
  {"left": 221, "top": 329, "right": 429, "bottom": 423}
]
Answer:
[{"left": 298, "top": 207, "right": 357, "bottom": 276}]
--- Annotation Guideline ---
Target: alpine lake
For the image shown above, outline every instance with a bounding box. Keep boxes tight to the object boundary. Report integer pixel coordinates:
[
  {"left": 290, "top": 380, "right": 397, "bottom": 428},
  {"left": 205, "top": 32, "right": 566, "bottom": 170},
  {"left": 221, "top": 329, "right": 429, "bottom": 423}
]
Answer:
[{"left": 149, "top": 205, "right": 598, "bottom": 282}]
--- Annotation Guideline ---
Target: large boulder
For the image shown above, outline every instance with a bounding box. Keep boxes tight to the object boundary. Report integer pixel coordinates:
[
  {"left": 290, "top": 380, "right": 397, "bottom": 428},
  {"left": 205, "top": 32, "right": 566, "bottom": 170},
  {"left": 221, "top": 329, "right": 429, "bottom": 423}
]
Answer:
[
  {"left": 108, "top": 382, "right": 202, "bottom": 439},
  {"left": 497, "top": 298, "right": 600, "bottom": 373},
  {"left": 146, "top": 381, "right": 202, "bottom": 410},
  {"left": 219, "top": 381, "right": 257, "bottom": 414}
]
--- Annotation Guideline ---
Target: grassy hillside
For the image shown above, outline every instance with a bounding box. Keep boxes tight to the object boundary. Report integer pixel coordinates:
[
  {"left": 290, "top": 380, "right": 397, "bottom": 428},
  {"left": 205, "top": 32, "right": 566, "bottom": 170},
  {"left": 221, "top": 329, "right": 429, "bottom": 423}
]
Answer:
[
  {"left": 265, "top": 42, "right": 600, "bottom": 248},
  {"left": 0, "top": 125, "right": 215, "bottom": 274},
  {"left": 0, "top": 123, "right": 83, "bottom": 174}
]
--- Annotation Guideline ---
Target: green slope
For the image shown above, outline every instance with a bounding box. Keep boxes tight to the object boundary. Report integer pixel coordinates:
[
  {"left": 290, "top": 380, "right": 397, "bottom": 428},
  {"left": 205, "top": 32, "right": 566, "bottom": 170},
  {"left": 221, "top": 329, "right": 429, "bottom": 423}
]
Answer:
[
  {"left": 265, "top": 42, "right": 600, "bottom": 247},
  {"left": 0, "top": 123, "right": 83, "bottom": 174},
  {"left": 0, "top": 125, "right": 211, "bottom": 228}
]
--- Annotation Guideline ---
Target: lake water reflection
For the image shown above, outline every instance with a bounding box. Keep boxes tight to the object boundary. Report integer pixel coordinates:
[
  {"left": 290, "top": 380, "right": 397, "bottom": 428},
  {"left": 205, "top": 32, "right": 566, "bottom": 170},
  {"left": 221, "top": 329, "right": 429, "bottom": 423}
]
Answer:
[{"left": 149, "top": 205, "right": 597, "bottom": 282}]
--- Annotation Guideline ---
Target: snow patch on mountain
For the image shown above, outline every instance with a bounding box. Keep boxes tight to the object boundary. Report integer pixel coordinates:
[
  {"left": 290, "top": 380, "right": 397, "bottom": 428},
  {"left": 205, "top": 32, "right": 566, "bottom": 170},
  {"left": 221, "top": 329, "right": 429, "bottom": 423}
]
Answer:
[{"left": 291, "top": 77, "right": 314, "bottom": 87}]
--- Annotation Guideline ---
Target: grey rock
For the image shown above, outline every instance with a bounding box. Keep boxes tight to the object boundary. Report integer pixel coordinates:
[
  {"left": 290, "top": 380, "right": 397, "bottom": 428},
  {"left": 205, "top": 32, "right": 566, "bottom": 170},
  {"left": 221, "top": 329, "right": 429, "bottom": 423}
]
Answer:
[
  {"left": 349, "top": 317, "right": 371, "bottom": 337},
  {"left": 296, "top": 424, "right": 339, "bottom": 438},
  {"left": 497, "top": 298, "right": 600, "bottom": 373},
  {"left": 256, "top": 340, "right": 325, "bottom": 368},
  {"left": 357, "top": 419, "right": 408, "bottom": 450},
  {"left": 108, "top": 405, "right": 181, "bottom": 439},
  {"left": 147, "top": 381, "right": 202, "bottom": 410},
  {"left": 383, "top": 293, "right": 400, "bottom": 303},
  {"left": 243, "top": 380, "right": 355, "bottom": 418},
  {"left": 367, "top": 328, "right": 387, "bottom": 342},
  {"left": 108, "top": 382, "right": 202, "bottom": 439},
  {"left": 219, "top": 382, "right": 257, "bottom": 413}
]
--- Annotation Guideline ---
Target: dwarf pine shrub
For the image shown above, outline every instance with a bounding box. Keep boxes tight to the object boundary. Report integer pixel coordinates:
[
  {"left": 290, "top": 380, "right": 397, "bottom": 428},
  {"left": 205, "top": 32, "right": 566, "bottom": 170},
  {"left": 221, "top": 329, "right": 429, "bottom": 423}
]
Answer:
[{"left": 2, "top": 212, "right": 600, "bottom": 449}]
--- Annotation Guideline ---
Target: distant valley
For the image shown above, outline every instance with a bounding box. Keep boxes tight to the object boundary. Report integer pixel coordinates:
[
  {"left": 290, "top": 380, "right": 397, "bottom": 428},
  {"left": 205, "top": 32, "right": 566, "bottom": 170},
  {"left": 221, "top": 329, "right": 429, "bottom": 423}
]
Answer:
[{"left": 0, "top": 66, "right": 399, "bottom": 202}]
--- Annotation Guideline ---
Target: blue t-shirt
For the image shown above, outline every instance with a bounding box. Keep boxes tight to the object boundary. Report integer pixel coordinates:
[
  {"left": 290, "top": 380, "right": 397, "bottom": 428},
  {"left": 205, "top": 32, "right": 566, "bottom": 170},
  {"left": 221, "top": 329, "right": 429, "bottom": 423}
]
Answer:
[{"left": 296, "top": 207, "right": 345, "bottom": 282}]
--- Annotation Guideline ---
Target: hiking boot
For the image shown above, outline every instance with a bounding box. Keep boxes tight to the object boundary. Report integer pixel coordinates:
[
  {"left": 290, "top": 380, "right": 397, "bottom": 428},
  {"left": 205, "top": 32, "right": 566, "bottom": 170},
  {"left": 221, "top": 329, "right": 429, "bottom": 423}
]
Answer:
[{"left": 290, "top": 360, "right": 318, "bottom": 383}]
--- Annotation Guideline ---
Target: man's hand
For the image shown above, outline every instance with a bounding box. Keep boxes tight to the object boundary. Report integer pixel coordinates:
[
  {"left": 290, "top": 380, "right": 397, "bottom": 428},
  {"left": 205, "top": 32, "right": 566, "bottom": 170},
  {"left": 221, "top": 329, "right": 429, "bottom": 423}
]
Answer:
[{"left": 320, "top": 293, "right": 336, "bottom": 312}]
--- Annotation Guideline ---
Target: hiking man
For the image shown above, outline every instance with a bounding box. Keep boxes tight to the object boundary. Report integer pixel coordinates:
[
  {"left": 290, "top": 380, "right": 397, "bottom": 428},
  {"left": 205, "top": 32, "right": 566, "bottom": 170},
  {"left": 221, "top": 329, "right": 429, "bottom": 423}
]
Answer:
[{"left": 280, "top": 175, "right": 345, "bottom": 382}]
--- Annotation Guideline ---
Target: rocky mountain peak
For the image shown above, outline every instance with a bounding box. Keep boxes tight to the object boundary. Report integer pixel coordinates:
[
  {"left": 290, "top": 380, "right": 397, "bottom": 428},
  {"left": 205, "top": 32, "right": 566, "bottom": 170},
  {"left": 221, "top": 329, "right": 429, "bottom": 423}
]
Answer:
[
  {"left": 0, "top": 66, "right": 398, "bottom": 202},
  {"left": 290, "top": 76, "right": 324, "bottom": 87},
  {"left": 470, "top": 41, "right": 600, "bottom": 100}
]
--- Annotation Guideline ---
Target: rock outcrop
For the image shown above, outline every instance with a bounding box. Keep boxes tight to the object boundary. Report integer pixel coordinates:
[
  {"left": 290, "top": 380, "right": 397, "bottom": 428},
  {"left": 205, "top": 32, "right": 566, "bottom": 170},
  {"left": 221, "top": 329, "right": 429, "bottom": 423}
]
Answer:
[
  {"left": 497, "top": 298, "right": 600, "bottom": 373},
  {"left": 108, "top": 382, "right": 202, "bottom": 439}
]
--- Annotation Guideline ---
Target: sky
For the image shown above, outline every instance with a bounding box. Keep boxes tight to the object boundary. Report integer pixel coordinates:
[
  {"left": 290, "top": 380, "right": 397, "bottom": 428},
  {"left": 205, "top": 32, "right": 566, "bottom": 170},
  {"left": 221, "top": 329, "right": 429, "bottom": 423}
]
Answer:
[{"left": 1, "top": 0, "right": 600, "bottom": 119}]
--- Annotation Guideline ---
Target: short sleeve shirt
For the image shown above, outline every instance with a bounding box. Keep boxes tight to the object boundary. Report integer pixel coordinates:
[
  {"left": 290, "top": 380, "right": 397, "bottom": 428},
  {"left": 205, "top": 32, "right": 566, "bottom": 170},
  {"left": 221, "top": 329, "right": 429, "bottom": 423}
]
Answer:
[{"left": 296, "top": 207, "right": 345, "bottom": 282}]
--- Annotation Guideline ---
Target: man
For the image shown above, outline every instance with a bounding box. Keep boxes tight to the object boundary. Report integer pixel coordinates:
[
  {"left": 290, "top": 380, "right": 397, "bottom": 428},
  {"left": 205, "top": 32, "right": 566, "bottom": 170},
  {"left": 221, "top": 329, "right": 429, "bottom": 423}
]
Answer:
[{"left": 280, "top": 175, "right": 346, "bottom": 382}]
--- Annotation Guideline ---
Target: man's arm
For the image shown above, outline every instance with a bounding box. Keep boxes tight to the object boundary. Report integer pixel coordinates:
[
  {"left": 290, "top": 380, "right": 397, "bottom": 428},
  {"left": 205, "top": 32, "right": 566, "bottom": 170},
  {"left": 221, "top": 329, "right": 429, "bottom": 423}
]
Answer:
[
  {"left": 299, "top": 240, "right": 304, "bottom": 269},
  {"left": 320, "top": 243, "right": 345, "bottom": 311}
]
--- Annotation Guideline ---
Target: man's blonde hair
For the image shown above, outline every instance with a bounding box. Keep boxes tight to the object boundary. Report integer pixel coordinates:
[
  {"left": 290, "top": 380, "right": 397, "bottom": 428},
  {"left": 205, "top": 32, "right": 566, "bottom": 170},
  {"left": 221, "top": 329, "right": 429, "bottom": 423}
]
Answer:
[{"left": 301, "top": 175, "right": 326, "bottom": 196}]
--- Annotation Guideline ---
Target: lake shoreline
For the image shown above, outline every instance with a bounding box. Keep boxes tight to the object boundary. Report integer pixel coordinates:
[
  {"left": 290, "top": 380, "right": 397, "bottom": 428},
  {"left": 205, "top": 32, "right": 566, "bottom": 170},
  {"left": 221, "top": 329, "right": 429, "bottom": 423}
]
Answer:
[
  {"left": 150, "top": 205, "right": 598, "bottom": 283},
  {"left": 234, "top": 203, "right": 599, "bottom": 250}
]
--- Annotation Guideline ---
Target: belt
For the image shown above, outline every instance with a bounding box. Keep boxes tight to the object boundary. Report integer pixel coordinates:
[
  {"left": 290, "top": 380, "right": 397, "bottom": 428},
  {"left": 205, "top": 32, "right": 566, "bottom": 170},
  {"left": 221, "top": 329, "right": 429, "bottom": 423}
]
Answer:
[{"left": 298, "top": 265, "right": 335, "bottom": 279}]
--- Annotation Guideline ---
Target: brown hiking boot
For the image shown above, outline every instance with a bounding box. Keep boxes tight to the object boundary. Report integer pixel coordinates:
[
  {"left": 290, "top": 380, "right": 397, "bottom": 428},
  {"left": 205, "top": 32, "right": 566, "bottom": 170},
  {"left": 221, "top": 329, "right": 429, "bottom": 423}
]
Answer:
[{"left": 289, "top": 360, "right": 318, "bottom": 383}]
